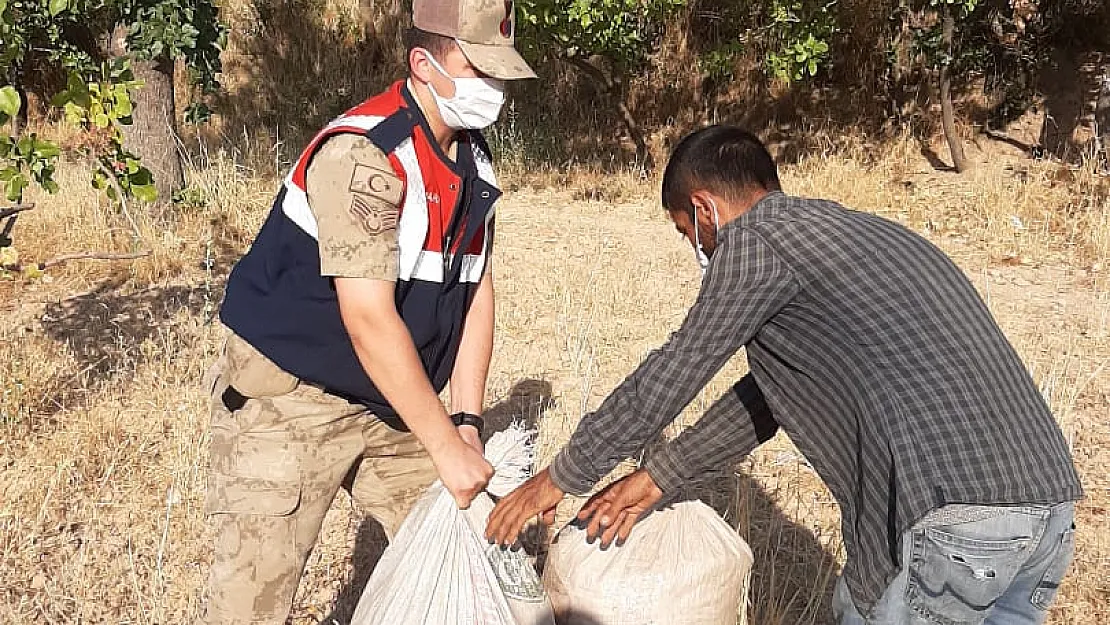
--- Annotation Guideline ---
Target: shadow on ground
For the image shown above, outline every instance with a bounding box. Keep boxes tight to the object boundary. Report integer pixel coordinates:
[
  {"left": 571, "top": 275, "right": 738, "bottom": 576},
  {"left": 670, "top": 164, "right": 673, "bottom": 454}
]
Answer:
[
  {"left": 35, "top": 276, "right": 224, "bottom": 418},
  {"left": 483, "top": 379, "right": 557, "bottom": 437},
  {"left": 737, "top": 472, "right": 839, "bottom": 624}
]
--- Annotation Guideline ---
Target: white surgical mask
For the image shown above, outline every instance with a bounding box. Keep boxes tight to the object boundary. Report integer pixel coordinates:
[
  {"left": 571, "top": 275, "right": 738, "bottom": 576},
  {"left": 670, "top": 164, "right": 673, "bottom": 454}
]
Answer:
[
  {"left": 424, "top": 52, "right": 506, "bottom": 130},
  {"left": 693, "top": 199, "right": 720, "bottom": 277}
]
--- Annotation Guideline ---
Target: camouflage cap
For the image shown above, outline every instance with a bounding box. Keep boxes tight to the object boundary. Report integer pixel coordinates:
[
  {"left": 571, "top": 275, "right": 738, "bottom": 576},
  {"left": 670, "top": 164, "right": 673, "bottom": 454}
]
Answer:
[{"left": 413, "top": 0, "right": 537, "bottom": 80}]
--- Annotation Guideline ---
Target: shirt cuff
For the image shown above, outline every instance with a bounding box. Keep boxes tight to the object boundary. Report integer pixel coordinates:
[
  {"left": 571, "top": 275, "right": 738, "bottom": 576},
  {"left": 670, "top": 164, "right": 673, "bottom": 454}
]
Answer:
[
  {"left": 644, "top": 446, "right": 690, "bottom": 494},
  {"left": 547, "top": 444, "right": 600, "bottom": 496},
  {"left": 644, "top": 375, "right": 776, "bottom": 495}
]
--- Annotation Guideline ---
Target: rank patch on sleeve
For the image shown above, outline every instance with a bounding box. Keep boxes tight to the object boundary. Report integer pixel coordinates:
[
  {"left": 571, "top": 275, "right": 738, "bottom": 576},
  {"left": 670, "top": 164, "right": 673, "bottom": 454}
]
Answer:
[{"left": 350, "top": 195, "right": 399, "bottom": 236}]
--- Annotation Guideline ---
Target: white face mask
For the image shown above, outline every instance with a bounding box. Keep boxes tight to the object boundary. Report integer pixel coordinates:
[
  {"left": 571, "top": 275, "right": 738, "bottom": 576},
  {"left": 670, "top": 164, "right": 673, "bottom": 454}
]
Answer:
[
  {"left": 692, "top": 199, "right": 720, "bottom": 277},
  {"left": 424, "top": 52, "right": 506, "bottom": 130}
]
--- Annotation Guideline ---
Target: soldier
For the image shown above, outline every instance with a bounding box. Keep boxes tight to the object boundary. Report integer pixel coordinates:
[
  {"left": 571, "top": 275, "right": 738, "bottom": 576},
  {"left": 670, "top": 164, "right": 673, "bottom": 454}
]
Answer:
[{"left": 199, "top": 1, "right": 535, "bottom": 622}]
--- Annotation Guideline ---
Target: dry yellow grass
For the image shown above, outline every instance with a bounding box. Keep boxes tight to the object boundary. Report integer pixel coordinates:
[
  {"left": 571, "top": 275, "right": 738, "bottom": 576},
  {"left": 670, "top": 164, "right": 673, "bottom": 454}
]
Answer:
[{"left": 1, "top": 129, "right": 1108, "bottom": 624}]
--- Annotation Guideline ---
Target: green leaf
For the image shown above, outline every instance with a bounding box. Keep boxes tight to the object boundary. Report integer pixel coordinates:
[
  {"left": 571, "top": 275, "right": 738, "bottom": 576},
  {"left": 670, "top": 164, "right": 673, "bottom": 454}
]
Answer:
[
  {"left": 183, "top": 102, "right": 212, "bottom": 124},
  {"left": 0, "top": 86, "right": 20, "bottom": 118},
  {"left": 48, "top": 0, "right": 67, "bottom": 16},
  {"left": 34, "top": 142, "right": 61, "bottom": 159},
  {"left": 131, "top": 183, "right": 157, "bottom": 203},
  {"left": 6, "top": 173, "right": 27, "bottom": 202},
  {"left": 130, "top": 167, "right": 153, "bottom": 185},
  {"left": 115, "top": 92, "right": 133, "bottom": 118},
  {"left": 62, "top": 103, "right": 84, "bottom": 125},
  {"left": 43, "top": 179, "right": 59, "bottom": 194},
  {"left": 53, "top": 72, "right": 92, "bottom": 109}
]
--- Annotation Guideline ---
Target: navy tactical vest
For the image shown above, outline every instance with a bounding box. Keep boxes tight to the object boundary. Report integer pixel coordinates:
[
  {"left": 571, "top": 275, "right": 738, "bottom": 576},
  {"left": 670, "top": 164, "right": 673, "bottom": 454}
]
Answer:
[{"left": 220, "top": 82, "right": 500, "bottom": 428}]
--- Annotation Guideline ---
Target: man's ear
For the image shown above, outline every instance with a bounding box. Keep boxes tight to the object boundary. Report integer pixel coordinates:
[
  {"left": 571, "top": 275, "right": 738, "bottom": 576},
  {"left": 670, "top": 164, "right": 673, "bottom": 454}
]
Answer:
[
  {"left": 409, "top": 48, "right": 434, "bottom": 84},
  {"left": 689, "top": 190, "right": 717, "bottom": 224}
]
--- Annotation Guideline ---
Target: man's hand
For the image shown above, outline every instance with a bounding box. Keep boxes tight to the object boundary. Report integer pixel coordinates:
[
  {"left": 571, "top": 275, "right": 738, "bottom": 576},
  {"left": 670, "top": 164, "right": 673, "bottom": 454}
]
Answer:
[
  {"left": 427, "top": 435, "right": 493, "bottom": 509},
  {"left": 486, "top": 468, "right": 564, "bottom": 546},
  {"left": 458, "top": 424, "right": 483, "bottom": 453},
  {"left": 577, "top": 469, "right": 664, "bottom": 548}
]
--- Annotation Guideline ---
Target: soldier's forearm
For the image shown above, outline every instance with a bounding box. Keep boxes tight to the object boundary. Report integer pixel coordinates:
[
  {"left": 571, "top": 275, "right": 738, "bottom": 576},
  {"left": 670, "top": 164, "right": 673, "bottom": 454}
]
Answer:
[
  {"left": 451, "top": 271, "right": 494, "bottom": 415},
  {"left": 335, "top": 277, "right": 459, "bottom": 453}
]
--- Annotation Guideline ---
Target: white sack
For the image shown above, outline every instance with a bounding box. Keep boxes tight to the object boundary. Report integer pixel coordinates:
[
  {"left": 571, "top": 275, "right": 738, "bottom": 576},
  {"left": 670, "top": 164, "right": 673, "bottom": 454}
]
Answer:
[
  {"left": 543, "top": 500, "right": 754, "bottom": 625},
  {"left": 350, "top": 425, "right": 555, "bottom": 625}
]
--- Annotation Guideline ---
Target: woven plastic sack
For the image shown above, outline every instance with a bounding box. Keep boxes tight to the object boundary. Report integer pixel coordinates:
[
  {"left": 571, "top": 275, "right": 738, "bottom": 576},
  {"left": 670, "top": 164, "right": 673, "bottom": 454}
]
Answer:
[
  {"left": 351, "top": 425, "right": 555, "bottom": 625},
  {"left": 543, "top": 500, "right": 753, "bottom": 625}
]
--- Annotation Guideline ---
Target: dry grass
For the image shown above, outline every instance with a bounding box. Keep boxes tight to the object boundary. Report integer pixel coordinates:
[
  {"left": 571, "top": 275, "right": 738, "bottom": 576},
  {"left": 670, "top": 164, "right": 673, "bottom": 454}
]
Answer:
[{"left": 1, "top": 127, "right": 1108, "bottom": 624}]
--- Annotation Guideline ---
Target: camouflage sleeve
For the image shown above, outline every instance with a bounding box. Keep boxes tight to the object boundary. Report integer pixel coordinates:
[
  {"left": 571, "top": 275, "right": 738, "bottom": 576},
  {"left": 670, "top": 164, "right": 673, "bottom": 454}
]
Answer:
[{"left": 305, "top": 134, "right": 403, "bottom": 279}]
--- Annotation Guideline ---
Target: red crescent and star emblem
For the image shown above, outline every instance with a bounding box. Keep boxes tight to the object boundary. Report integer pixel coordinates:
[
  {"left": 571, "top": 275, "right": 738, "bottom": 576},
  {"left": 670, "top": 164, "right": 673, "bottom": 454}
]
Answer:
[{"left": 499, "top": 1, "right": 513, "bottom": 38}]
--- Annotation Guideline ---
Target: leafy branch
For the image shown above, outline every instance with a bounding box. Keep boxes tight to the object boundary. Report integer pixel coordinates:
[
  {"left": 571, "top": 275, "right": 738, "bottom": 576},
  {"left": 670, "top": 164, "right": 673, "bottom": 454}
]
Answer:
[
  {"left": 0, "top": 0, "right": 224, "bottom": 273},
  {"left": 764, "top": 0, "right": 839, "bottom": 82},
  {"left": 517, "top": 0, "right": 686, "bottom": 166}
]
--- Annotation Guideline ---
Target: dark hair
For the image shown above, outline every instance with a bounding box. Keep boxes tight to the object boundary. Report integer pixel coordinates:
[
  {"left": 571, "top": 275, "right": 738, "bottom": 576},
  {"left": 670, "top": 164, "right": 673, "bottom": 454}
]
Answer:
[
  {"left": 404, "top": 27, "right": 456, "bottom": 62},
  {"left": 661, "top": 125, "right": 781, "bottom": 214}
]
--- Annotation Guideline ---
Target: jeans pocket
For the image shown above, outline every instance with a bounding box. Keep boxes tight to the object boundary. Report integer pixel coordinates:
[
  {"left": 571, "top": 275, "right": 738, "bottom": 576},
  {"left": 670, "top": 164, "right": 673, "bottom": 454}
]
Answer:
[
  {"left": 906, "top": 525, "right": 1033, "bottom": 624},
  {"left": 1031, "top": 526, "right": 1076, "bottom": 611}
]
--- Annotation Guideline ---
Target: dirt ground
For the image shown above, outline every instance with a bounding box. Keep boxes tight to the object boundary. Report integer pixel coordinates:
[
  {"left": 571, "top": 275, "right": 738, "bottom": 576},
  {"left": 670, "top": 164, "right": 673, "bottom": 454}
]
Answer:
[{"left": 1, "top": 138, "right": 1108, "bottom": 623}]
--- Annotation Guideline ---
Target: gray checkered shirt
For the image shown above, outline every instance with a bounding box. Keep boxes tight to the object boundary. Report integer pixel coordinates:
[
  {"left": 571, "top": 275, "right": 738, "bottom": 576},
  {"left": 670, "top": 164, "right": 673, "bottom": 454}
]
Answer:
[{"left": 547, "top": 191, "right": 1083, "bottom": 612}]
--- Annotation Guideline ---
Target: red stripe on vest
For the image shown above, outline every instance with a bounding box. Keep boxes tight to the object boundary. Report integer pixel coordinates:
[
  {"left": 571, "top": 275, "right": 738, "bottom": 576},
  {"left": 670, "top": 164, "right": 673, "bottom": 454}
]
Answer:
[{"left": 288, "top": 81, "right": 411, "bottom": 191}]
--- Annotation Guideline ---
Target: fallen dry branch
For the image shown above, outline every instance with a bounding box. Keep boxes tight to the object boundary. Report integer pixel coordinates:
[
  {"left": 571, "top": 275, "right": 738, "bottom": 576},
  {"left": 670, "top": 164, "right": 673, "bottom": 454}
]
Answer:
[
  {"left": 2, "top": 204, "right": 35, "bottom": 246},
  {"left": 0, "top": 203, "right": 35, "bottom": 221},
  {"left": 2, "top": 249, "right": 151, "bottom": 272}
]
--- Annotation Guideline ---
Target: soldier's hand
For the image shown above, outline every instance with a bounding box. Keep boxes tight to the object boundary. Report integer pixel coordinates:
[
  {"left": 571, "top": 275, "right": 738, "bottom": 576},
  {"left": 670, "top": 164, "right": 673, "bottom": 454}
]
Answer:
[
  {"left": 430, "top": 436, "right": 494, "bottom": 509},
  {"left": 458, "top": 424, "right": 484, "bottom": 453}
]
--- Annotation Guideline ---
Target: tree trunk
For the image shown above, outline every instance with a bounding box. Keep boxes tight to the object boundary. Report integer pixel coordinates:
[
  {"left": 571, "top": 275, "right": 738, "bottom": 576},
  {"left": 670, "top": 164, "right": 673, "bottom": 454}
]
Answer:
[
  {"left": 888, "top": 10, "right": 918, "bottom": 127},
  {"left": 11, "top": 84, "right": 26, "bottom": 139},
  {"left": 939, "top": 8, "right": 969, "bottom": 173},
  {"left": 109, "top": 25, "right": 185, "bottom": 208},
  {"left": 1092, "top": 55, "right": 1109, "bottom": 166},
  {"left": 562, "top": 55, "right": 654, "bottom": 170}
]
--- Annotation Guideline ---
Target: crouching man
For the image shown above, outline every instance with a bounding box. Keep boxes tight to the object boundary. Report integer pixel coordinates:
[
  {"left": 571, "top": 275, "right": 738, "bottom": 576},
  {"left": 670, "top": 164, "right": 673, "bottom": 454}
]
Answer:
[
  {"left": 488, "top": 126, "right": 1083, "bottom": 624},
  {"left": 198, "top": 1, "right": 536, "bottom": 622}
]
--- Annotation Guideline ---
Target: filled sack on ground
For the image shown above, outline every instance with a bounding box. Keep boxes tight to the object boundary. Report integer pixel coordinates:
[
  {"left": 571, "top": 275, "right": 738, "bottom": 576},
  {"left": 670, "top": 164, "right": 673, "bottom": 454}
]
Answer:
[
  {"left": 350, "top": 425, "right": 555, "bottom": 625},
  {"left": 543, "top": 500, "right": 753, "bottom": 625}
]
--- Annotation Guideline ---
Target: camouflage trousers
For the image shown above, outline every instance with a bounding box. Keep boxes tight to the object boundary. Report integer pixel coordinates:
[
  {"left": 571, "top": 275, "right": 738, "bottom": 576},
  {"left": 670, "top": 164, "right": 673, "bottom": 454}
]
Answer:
[{"left": 199, "top": 333, "right": 437, "bottom": 624}]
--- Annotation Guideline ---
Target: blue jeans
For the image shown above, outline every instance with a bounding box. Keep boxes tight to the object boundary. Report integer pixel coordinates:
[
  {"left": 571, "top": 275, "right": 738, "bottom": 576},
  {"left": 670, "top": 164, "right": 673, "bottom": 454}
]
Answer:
[{"left": 834, "top": 502, "right": 1076, "bottom": 625}]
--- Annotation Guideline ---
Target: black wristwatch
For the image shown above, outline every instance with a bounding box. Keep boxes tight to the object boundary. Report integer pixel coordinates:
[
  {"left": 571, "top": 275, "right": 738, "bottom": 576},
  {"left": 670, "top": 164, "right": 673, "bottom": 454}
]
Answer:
[{"left": 451, "top": 412, "right": 485, "bottom": 437}]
